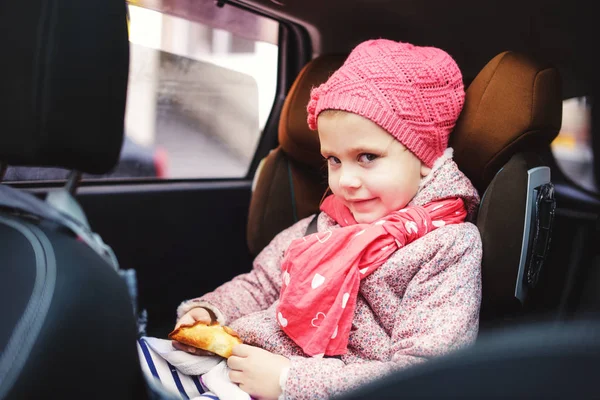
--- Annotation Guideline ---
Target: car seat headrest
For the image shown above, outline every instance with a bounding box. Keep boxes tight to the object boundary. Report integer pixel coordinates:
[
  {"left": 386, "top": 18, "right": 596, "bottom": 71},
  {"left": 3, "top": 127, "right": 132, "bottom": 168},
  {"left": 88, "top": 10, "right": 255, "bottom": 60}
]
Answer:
[
  {"left": 450, "top": 51, "right": 562, "bottom": 193},
  {"left": 0, "top": 0, "right": 129, "bottom": 174},
  {"left": 278, "top": 54, "right": 346, "bottom": 170}
]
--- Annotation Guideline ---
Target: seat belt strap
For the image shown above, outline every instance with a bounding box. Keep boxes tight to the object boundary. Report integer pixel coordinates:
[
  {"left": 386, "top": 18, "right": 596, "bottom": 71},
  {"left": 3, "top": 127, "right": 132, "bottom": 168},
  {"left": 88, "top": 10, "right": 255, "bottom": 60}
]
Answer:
[
  {"left": 304, "top": 213, "right": 318, "bottom": 235},
  {"left": 0, "top": 185, "right": 119, "bottom": 270}
]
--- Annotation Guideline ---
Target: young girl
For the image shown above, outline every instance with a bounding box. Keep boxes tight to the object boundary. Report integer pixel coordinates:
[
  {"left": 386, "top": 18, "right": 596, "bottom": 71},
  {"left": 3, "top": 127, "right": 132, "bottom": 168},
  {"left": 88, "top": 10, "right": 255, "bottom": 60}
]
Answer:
[{"left": 174, "top": 39, "right": 482, "bottom": 400}]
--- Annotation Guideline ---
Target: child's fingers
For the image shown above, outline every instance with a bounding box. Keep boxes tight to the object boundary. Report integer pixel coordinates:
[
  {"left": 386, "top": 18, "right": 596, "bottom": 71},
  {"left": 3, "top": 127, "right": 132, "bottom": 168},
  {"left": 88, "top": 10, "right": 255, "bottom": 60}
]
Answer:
[
  {"left": 175, "top": 314, "right": 195, "bottom": 329},
  {"left": 171, "top": 340, "right": 213, "bottom": 356},
  {"left": 227, "top": 355, "right": 244, "bottom": 371},
  {"left": 228, "top": 369, "right": 244, "bottom": 384},
  {"left": 230, "top": 343, "right": 252, "bottom": 357},
  {"left": 171, "top": 340, "right": 194, "bottom": 352},
  {"left": 175, "top": 308, "right": 212, "bottom": 329}
]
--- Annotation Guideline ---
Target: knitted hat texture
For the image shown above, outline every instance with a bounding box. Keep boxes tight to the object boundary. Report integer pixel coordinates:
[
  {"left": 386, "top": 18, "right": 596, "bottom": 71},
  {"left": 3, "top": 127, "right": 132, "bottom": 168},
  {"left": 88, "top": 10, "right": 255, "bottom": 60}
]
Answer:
[{"left": 307, "top": 39, "right": 465, "bottom": 167}]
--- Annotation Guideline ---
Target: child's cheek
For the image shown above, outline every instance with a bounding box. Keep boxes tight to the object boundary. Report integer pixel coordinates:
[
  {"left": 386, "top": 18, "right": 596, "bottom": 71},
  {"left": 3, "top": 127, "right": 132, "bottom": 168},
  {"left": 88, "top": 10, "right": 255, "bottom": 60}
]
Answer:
[{"left": 328, "top": 173, "right": 341, "bottom": 196}]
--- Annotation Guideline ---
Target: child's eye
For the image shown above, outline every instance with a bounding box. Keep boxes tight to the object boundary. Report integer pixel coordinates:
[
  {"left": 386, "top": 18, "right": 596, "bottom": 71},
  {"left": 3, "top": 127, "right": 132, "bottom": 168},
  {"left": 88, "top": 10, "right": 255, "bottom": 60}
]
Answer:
[
  {"left": 326, "top": 156, "right": 341, "bottom": 165},
  {"left": 358, "top": 153, "right": 378, "bottom": 163}
]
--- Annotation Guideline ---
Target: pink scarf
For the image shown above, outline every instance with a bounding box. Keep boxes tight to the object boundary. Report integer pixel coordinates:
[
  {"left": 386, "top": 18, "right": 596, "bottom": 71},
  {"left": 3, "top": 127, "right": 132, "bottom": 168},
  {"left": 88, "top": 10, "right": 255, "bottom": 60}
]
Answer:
[{"left": 277, "top": 195, "right": 467, "bottom": 356}]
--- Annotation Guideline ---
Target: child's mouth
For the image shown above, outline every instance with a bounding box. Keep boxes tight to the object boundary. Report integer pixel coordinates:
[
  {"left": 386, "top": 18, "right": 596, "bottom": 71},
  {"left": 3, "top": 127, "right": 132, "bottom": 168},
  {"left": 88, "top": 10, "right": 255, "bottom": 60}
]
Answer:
[{"left": 349, "top": 198, "right": 377, "bottom": 211}]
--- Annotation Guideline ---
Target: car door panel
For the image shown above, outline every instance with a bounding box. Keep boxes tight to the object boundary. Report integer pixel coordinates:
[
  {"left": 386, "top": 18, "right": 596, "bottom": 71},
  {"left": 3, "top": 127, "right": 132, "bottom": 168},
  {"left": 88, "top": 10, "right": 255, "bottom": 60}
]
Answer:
[{"left": 76, "top": 181, "right": 255, "bottom": 337}]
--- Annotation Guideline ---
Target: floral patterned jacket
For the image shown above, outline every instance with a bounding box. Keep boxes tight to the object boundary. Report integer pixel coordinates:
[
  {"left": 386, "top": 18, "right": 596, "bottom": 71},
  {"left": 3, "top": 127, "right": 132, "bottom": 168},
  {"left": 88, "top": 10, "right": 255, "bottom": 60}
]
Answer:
[{"left": 177, "top": 150, "right": 482, "bottom": 400}]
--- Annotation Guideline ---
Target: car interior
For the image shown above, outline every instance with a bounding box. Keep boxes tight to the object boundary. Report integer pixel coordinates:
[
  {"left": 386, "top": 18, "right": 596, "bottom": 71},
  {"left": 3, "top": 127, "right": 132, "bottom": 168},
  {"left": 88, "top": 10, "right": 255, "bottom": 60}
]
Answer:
[{"left": 0, "top": 0, "right": 598, "bottom": 398}]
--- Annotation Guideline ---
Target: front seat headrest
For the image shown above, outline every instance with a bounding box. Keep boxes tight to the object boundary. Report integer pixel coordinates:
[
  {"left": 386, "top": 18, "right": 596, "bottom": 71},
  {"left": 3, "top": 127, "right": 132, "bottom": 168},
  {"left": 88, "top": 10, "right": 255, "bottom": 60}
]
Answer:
[
  {"left": 0, "top": 0, "right": 129, "bottom": 174},
  {"left": 278, "top": 54, "right": 347, "bottom": 169},
  {"left": 450, "top": 51, "right": 562, "bottom": 192}
]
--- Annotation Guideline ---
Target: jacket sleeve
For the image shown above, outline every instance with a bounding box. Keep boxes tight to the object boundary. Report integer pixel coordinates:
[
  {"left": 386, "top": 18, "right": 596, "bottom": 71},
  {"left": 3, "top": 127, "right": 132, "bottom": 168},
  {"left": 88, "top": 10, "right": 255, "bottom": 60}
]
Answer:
[
  {"left": 283, "top": 223, "right": 482, "bottom": 400},
  {"left": 177, "top": 216, "right": 313, "bottom": 325}
]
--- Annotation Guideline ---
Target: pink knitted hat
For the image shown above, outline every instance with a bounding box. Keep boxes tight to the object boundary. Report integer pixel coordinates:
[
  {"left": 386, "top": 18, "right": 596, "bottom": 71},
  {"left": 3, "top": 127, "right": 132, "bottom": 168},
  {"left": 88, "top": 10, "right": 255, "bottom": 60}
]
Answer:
[{"left": 307, "top": 39, "right": 465, "bottom": 167}]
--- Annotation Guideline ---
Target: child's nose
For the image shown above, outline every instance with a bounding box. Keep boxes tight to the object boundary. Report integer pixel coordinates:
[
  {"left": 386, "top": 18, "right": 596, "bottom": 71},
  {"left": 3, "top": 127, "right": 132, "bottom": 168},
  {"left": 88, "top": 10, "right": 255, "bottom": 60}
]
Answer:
[{"left": 339, "top": 168, "right": 361, "bottom": 189}]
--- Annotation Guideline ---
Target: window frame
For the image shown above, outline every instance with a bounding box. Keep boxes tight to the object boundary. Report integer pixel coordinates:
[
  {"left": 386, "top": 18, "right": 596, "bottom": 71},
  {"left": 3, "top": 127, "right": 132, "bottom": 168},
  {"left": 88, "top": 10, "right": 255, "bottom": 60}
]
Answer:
[
  {"left": 550, "top": 96, "right": 600, "bottom": 201},
  {"left": 4, "top": 0, "right": 312, "bottom": 189}
]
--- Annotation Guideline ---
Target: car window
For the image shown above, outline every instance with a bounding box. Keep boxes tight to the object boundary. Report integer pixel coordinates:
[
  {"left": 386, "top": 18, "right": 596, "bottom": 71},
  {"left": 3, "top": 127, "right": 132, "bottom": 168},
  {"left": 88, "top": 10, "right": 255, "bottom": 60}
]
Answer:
[
  {"left": 4, "top": 2, "right": 279, "bottom": 182},
  {"left": 551, "top": 96, "right": 595, "bottom": 192}
]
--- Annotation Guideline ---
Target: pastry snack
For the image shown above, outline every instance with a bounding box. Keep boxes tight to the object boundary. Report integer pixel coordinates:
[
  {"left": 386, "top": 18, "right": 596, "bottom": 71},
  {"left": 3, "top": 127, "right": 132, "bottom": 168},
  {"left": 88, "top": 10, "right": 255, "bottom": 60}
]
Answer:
[{"left": 169, "top": 321, "right": 243, "bottom": 358}]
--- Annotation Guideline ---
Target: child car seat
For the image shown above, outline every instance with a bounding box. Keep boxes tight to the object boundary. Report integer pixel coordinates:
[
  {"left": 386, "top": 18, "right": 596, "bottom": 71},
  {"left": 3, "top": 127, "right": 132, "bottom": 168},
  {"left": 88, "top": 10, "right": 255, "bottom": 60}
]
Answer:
[{"left": 247, "top": 50, "right": 562, "bottom": 330}]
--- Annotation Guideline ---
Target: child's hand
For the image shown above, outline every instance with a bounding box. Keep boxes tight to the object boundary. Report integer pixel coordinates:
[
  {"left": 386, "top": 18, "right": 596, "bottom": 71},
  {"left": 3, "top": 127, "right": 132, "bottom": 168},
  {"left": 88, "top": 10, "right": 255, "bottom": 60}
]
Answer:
[
  {"left": 176, "top": 307, "right": 213, "bottom": 328},
  {"left": 172, "top": 307, "right": 214, "bottom": 356},
  {"left": 227, "top": 344, "right": 291, "bottom": 400}
]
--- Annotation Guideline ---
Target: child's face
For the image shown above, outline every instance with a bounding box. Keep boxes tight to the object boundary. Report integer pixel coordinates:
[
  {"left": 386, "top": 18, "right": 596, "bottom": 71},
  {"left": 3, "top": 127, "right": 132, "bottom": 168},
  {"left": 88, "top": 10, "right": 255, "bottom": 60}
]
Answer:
[{"left": 318, "top": 111, "right": 429, "bottom": 224}]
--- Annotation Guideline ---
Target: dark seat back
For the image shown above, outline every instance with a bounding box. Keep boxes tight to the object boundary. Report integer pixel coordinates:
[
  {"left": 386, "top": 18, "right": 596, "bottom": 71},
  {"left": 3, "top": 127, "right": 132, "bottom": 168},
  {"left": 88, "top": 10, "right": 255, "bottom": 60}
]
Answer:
[
  {"left": 0, "top": 1, "right": 147, "bottom": 398},
  {"left": 338, "top": 319, "right": 600, "bottom": 399}
]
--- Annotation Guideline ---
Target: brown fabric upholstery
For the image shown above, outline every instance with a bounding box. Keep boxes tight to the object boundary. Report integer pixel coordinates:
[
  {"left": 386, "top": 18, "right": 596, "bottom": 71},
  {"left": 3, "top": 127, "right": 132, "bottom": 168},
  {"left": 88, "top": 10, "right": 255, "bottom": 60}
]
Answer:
[
  {"left": 476, "top": 152, "right": 544, "bottom": 327},
  {"left": 247, "top": 148, "right": 328, "bottom": 255},
  {"left": 477, "top": 153, "right": 562, "bottom": 331},
  {"left": 247, "top": 55, "right": 344, "bottom": 255},
  {"left": 451, "top": 51, "right": 562, "bottom": 193},
  {"left": 278, "top": 54, "right": 347, "bottom": 169}
]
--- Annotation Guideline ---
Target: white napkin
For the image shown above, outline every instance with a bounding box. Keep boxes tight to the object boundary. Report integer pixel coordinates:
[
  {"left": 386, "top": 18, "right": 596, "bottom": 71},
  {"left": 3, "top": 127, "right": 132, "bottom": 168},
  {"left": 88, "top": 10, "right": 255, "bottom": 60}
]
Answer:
[
  {"left": 142, "top": 337, "right": 221, "bottom": 375},
  {"left": 199, "top": 361, "right": 252, "bottom": 400},
  {"left": 140, "top": 337, "right": 251, "bottom": 400}
]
